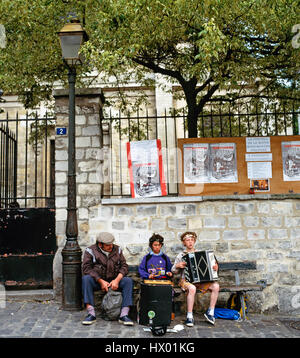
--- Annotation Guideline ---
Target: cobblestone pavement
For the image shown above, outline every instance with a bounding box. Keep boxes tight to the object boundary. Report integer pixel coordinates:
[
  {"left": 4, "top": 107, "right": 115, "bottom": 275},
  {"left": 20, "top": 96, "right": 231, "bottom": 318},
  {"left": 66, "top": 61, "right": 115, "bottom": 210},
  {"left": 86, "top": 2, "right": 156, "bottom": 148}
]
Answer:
[{"left": 1, "top": 296, "right": 300, "bottom": 340}]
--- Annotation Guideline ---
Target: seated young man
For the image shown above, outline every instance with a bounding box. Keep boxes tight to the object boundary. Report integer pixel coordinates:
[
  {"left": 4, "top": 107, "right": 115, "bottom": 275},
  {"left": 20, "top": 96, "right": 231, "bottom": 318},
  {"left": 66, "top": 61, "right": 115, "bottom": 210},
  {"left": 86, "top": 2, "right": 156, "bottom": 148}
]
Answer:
[
  {"left": 81, "top": 232, "right": 134, "bottom": 326},
  {"left": 138, "top": 233, "right": 173, "bottom": 280},
  {"left": 171, "top": 231, "right": 219, "bottom": 326}
]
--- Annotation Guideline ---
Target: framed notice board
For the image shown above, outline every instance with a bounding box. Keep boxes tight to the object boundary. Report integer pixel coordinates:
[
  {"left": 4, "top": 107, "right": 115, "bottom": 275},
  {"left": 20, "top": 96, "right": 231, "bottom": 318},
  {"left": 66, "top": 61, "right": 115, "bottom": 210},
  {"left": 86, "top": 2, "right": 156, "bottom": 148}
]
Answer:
[{"left": 178, "top": 135, "right": 300, "bottom": 196}]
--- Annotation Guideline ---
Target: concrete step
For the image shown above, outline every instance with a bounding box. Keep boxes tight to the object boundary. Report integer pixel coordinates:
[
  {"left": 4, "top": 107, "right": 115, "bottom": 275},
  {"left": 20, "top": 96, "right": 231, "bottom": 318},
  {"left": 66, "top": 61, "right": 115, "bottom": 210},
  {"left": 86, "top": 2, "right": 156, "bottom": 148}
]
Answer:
[{"left": 5, "top": 289, "right": 54, "bottom": 301}]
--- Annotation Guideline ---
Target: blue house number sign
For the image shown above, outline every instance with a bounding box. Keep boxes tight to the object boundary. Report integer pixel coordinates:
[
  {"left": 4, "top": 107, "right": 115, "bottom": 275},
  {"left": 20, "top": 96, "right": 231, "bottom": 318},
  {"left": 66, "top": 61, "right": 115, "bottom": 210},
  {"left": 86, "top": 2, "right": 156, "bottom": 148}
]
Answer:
[{"left": 56, "top": 127, "right": 67, "bottom": 135}]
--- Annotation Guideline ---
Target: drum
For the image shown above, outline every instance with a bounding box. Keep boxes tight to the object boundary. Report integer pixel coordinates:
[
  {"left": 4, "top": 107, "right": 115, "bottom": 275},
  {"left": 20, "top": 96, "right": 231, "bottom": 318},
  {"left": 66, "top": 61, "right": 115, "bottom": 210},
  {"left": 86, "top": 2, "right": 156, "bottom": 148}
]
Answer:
[{"left": 138, "top": 281, "right": 173, "bottom": 326}]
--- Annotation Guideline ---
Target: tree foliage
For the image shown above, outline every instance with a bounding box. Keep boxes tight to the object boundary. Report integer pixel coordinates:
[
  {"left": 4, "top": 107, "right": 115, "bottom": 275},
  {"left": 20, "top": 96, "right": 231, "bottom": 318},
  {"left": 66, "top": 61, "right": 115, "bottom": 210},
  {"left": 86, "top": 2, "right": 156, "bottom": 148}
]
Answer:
[{"left": 0, "top": 0, "right": 299, "bottom": 137}]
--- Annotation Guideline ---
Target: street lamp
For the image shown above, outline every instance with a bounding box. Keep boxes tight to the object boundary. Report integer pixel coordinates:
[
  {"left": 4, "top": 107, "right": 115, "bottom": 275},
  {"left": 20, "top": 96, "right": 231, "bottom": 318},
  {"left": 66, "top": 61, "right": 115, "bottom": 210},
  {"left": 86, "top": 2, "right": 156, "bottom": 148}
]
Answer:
[{"left": 58, "top": 19, "right": 88, "bottom": 310}]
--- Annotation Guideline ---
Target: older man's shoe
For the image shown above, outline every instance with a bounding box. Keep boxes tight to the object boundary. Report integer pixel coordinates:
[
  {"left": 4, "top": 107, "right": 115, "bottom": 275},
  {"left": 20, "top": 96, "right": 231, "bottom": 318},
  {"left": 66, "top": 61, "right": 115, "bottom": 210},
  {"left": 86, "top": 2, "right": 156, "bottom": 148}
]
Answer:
[
  {"left": 118, "top": 315, "right": 134, "bottom": 326},
  {"left": 82, "top": 313, "right": 96, "bottom": 325}
]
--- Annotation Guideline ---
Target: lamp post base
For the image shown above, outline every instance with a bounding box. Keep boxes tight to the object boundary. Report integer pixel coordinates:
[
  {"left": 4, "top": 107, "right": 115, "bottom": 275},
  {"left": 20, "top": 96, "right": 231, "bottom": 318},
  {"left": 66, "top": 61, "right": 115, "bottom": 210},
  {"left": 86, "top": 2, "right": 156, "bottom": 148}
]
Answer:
[{"left": 61, "top": 239, "right": 82, "bottom": 311}]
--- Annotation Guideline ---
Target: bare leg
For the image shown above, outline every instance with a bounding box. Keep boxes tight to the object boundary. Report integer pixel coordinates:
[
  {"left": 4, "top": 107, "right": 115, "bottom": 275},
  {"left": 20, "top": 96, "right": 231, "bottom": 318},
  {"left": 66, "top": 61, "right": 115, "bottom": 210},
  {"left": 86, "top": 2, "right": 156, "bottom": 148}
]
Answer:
[
  {"left": 209, "top": 282, "right": 220, "bottom": 309},
  {"left": 186, "top": 284, "right": 197, "bottom": 313}
]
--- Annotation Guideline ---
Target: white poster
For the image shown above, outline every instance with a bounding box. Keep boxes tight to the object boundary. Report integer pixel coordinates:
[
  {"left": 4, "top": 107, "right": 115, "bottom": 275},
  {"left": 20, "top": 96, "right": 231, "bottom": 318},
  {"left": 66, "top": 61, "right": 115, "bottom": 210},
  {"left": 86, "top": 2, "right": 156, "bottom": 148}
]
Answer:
[
  {"left": 183, "top": 143, "right": 238, "bottom": 183},
  {"left": 183, "top": 143, "right": 210, "bottom": 183},
  {"left": 247, "top": 161, "right": 272, "bottom": 179},
  {"left": 281, "top": 141, "right": 300, "bottom": 181},
  {"left": 246, "top": 137, "right": 271, "bottom": 153},
  {"left": 210, "top": 143, "right": 238, "bottom": 183},
  {"left": 245, "top": 153, "right": 273, "bottom": 162},
  {"left": 127, "top": 139, "right": 167, "bottom": 198}
]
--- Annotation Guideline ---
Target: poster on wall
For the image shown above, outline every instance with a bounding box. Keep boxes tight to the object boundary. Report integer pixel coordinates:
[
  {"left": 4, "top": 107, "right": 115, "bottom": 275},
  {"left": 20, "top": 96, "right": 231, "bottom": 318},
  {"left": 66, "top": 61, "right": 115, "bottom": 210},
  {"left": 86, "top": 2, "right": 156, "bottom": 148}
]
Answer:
[
  {"left": 210, "top": 143, "right": 238, "bottom": 183},
  {"left": 126, "top": 139, "right": 167, "bottom": 198},
  {"left": 246, "top": 137, "right": 271, "bottom": 152},
  {"left": 247, "top": 161, "right": 272, "bottom": 179},
  {"left": 249, "top": 179, "right": 270, "bottom": 192},
  {"left": 183, "top": 142, "right": 238, "bottom": 184},
  {"left": 281, "top": 141, "right": 300, "bottom": 181},
  {"left": 183, "top": 143, "right": 210, "bottom": 183}
]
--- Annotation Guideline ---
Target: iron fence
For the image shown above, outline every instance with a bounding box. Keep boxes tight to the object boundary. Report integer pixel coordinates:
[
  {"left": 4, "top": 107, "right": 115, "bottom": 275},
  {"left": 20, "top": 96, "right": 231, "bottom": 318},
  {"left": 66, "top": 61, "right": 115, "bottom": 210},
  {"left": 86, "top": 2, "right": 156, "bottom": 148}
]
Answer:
[
  {"left": 0, "top": 112, "right": 55, "bottom": 208},
  {"left": 104, "top": 99, "right": 300, "bottom": 197},
  {"left": 0, "top": 122, "right": 17, "bottom": 207}
]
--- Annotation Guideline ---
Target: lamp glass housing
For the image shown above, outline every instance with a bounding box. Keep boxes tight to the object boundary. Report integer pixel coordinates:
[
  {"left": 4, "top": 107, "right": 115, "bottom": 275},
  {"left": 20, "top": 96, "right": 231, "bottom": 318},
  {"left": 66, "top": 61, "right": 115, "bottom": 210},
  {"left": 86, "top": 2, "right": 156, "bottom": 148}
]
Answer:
[{"left": 58, "top": 21, "right": 87, "bottom": 66}]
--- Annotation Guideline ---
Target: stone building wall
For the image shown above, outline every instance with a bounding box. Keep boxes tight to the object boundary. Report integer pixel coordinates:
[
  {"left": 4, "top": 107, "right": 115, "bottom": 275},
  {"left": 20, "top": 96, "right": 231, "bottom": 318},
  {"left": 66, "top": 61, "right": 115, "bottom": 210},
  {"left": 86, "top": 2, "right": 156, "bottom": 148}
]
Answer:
[
  {"left": 53, "top": 88, "right": 104, "bottom": 295},
  {"left": 53, "top": 88, "right": 300, "bottom": 315}
]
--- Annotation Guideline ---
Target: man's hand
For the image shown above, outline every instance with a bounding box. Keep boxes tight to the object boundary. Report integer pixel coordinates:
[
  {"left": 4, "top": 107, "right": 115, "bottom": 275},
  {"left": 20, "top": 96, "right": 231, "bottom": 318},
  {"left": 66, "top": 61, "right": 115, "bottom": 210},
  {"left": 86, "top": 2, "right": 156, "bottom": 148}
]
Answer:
[
  {"left": 108, "top": 273, "right": 123, "bottom": 291},
  {"left": 108, "top": 279, "right": 119, "bottom": 291},
  {"left": 98, "top": 279, "right": 110, "bottom": 292},
  {"left": 213, "top": 264, "right": 218, "bottom": 271}
]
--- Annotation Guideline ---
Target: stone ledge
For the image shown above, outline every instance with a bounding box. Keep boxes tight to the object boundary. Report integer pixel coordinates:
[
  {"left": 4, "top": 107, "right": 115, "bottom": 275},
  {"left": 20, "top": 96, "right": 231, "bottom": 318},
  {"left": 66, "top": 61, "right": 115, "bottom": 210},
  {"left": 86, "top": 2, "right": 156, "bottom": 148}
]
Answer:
[
  {"left": 53, "top": 87, "right": 104, "bottom": 99},
  {"left": 6, "top": 289, "right": 54, "bottom": 301},
  {"left": 101, "top": 193, "right": 300, "bottom": 205}
]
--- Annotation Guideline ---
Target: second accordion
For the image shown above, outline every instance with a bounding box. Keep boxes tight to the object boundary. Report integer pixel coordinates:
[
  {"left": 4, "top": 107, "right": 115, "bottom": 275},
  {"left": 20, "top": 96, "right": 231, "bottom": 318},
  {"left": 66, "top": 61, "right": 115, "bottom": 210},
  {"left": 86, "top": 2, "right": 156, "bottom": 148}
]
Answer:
[{"left": 182, "top": 250, "right": 218, "bottom": 283}]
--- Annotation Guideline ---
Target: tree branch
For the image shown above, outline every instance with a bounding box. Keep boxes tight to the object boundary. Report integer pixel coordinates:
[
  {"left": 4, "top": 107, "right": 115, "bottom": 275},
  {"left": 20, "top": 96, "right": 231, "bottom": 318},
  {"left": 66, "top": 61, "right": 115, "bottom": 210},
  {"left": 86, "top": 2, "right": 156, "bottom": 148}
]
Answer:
[{"left": 132, "top": 56, "right": 185, "bottom": 85}]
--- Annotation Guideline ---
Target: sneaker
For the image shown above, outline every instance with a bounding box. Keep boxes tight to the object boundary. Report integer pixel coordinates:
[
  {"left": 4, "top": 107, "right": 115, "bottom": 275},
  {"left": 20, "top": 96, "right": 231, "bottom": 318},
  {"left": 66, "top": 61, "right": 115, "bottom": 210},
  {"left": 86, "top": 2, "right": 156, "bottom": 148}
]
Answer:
[
  {"left": 185, "top": 317, "right": 194, "bottom": 327},
  {"left": 119, "top": 315, "right": 134, "bottom": 326},
  {"left": 82, "top": 313, "right": 96, "bottom": 325},
  {"left": 204, "top": 311, "right": 215, "bottom": 325}
]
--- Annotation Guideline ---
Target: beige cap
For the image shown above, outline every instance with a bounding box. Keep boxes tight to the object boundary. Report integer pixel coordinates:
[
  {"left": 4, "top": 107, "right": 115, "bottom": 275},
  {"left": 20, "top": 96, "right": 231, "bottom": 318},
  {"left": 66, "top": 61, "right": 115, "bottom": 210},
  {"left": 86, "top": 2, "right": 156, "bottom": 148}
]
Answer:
[{"left": 96, "top": 232, "right": 115, "bottom": 245}]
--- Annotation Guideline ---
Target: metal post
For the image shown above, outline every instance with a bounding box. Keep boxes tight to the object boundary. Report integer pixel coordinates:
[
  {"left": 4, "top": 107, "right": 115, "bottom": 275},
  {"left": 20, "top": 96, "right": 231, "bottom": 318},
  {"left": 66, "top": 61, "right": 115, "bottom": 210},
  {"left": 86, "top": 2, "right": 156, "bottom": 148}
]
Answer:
[{"left": 61, "top": 66, "right": 82, "bottom": 310}]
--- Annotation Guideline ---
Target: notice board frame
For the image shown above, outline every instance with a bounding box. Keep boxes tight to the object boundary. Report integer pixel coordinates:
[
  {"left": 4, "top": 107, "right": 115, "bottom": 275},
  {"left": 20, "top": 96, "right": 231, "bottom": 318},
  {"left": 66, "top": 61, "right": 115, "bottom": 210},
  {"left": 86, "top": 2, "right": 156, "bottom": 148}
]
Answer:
[{"left": 178, "top": 135, "right": 300, "bottom": 196}]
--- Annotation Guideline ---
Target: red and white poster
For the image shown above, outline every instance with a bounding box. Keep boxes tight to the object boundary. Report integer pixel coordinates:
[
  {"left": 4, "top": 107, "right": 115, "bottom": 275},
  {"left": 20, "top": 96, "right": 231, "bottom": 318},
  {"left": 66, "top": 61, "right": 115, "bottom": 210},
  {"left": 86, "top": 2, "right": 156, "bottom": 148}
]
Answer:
[
  {"left": 126, "top": 139, "right": 167, "bottom": 198},
  {"left": 282, "top": 141, "right": 300, "bottom": 181}
]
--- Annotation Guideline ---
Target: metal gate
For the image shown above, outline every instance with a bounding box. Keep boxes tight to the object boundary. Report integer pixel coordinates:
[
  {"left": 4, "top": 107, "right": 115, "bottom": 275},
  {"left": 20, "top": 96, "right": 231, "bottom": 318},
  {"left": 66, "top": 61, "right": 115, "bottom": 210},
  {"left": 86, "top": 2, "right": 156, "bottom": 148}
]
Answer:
[
  {"left": 0, "top": 112, "right": 56, "bottom": 289},
  {"left": 0, "top": 122, "right": 17, "bottom": 208}
]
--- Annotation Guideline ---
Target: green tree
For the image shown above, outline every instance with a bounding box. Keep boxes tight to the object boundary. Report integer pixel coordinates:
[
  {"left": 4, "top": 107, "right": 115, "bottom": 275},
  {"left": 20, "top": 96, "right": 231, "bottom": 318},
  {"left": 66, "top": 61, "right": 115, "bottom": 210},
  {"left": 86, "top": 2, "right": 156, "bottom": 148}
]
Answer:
[{"left": 0, "top": 0, "right": 299, "bottom": 137}]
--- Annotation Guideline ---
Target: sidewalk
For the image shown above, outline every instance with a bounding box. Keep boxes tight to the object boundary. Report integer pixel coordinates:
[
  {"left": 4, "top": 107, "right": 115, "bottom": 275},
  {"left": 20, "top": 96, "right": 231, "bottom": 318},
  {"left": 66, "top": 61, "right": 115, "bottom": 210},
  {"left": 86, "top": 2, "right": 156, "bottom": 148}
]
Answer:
[{"left": 1, "top": 290, "right": 300, "bottom": 340}]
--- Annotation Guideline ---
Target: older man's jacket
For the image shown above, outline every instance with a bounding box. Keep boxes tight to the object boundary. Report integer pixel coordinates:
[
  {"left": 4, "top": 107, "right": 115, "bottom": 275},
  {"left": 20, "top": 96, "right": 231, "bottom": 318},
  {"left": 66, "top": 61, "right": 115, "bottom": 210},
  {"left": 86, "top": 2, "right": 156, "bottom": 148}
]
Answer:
[{"left": 82, "top": 244, "right": 129, "bottom": 282}]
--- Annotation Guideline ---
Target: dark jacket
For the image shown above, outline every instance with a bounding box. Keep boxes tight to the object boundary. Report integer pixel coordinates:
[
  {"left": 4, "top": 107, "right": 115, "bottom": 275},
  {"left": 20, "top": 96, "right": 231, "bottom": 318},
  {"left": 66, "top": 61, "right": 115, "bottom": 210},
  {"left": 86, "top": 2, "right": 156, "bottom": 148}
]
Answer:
[{"left": 82, "top": 243, "right": 129, "bottom": 282}]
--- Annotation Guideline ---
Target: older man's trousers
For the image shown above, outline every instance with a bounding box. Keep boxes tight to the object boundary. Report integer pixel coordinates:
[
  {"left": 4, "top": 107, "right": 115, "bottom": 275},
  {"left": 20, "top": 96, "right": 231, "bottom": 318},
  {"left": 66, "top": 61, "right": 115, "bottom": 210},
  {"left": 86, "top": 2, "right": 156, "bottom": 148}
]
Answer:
[{"left": 82, "top": 274, "right": 133, "bottom": 307}]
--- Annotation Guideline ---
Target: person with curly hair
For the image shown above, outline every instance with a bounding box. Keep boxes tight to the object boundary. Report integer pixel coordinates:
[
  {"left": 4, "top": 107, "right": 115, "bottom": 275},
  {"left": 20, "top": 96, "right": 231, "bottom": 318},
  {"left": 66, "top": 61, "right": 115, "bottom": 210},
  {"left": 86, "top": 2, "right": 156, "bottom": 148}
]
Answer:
[{"left": 172, "top": 231, "right": 219, "bottom": 327}]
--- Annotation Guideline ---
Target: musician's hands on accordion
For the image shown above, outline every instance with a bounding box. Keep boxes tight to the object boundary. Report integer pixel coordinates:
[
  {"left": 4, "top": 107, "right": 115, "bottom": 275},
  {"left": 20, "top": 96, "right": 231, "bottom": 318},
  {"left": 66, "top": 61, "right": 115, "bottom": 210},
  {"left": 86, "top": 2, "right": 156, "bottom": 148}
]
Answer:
[
  {"left": 182, "top": 251, "right": 219, "bottom": 283},
  {"left": 176, "top": 259, "right": 218, "bottom": 272}
]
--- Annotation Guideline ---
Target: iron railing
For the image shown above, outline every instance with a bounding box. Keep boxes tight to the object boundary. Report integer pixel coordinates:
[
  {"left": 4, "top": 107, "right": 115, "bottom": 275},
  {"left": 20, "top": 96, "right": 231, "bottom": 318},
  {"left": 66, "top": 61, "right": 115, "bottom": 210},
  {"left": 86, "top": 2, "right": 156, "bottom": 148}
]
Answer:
[
  {"left": 0, "top": 122, "right": 17, "bottom": 207},
  {"left": 0, "top": 112, "right": 55, "bottom": 208},
  {"left": 104, "top": 100, "right": 300, "bottom": 197}
]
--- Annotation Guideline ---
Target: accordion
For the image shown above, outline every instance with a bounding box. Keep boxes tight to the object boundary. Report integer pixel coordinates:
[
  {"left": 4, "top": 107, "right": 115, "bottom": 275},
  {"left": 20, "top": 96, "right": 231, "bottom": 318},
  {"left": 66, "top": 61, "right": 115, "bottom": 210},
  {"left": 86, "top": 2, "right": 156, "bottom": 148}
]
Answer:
[{"left": 182, "top": 250, "right": 218, "bottom": 283}]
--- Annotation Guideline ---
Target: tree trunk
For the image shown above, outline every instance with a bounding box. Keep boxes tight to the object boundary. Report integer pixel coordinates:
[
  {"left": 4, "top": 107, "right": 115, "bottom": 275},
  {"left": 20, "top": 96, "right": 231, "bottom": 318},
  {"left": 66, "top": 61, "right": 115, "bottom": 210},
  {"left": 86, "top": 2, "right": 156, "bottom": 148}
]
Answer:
[
  {"left": 186, "top": 107, "right": 199, "bottom": 138},
  {"left": 184, "top": 81, "right": 199, "bottom": 138},
  {"left": 185, "top": 86, "right": 220, "bottom": 138}
]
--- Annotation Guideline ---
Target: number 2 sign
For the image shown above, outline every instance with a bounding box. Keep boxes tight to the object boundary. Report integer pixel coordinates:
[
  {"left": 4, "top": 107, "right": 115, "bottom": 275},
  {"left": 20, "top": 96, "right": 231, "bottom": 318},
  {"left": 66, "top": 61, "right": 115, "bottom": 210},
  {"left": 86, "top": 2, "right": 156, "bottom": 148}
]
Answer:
[{"left": 56, "top": 127, "right": 67, "bottom": 135}]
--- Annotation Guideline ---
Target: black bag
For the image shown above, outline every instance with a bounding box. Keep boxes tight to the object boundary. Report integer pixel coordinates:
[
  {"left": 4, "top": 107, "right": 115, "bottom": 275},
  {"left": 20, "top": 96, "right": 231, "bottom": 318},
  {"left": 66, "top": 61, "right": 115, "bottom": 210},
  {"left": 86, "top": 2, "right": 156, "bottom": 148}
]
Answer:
[
  {"left": 101, "top": 289, "right": 123, "bottom": 321},
  {"left": 151, "top": 325, "right": 167, "bottom": 336}
]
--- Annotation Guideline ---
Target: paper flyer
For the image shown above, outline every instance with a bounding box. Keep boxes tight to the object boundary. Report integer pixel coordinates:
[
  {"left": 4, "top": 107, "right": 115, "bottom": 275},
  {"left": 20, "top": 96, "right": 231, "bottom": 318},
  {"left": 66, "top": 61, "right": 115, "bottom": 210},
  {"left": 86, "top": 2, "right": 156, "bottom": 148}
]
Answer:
[
  {"left": 126, "top": 139, "right": 167, "bottom": 198},
  {"left": 210, "top": 143, "right": 238, "bottom": 183},
  {"left": 183, "top": 143, "right": 210, "bottom": 183},
  {"left": 183, "top": 143, "right": 238, "bottom": 184},
  {"left": 247, "top": 161, "right": 272, "bottom": 179},
  {"left": 246, "top": 137, "right": 271, "bottom": 153},
  {"left": 281, "top": 141, "right": 300, "bottom": 181}
]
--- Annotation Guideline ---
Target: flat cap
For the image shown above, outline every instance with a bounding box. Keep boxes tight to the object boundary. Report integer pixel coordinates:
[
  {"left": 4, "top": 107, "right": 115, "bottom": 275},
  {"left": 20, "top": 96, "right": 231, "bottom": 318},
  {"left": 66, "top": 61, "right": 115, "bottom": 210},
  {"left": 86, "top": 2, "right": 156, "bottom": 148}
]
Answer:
[{"left": 96, "top": 232, "right": 115, "bottom": 245}]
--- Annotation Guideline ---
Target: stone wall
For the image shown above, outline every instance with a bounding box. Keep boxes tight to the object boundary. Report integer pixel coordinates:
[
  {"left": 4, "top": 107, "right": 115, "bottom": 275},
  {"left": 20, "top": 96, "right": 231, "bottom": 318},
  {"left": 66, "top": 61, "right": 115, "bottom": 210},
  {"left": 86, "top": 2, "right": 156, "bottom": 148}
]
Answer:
[
  {"left": 53, "top": 89, "right": 300, "bottom": 315},
  {"left": 53, "top": 88, "right": 104, "bottom": 296},
  {"left": 86, "top": 196, "right": 300, "bottom": 314}
]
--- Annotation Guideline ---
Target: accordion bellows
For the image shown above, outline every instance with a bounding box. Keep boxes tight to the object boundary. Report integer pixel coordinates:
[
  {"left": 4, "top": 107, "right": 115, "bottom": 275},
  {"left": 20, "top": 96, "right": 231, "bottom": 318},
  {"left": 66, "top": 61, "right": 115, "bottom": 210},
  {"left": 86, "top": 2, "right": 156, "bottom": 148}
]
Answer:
[{"left": 183, "top": 250, "right": 218, "bottom": 283}]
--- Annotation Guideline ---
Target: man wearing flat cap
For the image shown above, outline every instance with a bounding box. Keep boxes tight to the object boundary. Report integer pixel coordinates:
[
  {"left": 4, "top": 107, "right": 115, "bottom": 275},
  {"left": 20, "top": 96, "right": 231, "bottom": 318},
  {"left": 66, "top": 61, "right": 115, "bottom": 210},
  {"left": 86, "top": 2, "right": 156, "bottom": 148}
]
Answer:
[{"left": 81, "top": 232, "right": 134, "bottom": 326}]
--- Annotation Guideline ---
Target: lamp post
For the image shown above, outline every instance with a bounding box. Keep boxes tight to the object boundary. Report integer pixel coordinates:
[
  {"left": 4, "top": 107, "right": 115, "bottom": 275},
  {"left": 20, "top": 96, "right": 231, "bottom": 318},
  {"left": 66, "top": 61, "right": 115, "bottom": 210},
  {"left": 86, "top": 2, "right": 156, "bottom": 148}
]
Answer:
[{"left": 58, "top": 19, "right": 88, "bottom": 310}]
